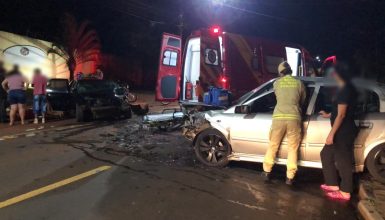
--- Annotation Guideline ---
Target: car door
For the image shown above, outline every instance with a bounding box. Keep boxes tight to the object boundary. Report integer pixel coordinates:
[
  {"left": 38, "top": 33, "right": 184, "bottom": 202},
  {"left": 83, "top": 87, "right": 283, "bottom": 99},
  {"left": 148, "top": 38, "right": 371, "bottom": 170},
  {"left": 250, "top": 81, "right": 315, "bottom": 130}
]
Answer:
[
  {"left": 230, "top": 91, "right": 276, "bottom": 155},
  {"left": 350, "top": 87, "right": 381, "bottom": 166},
  {"left": 305, "top": 85, "right": 379, "bottom": 162},
  {"left": 46, "top": 79, "right": 73, "bottom": 112},
  {"left": 230, "top": 83, "right": 315, "bottom": 159},
  {"left": 155, "top": 33, "right": 182, "bottom": 101},
  {"left": 305, "top": 85, "right": 333, "bottom": 161}
]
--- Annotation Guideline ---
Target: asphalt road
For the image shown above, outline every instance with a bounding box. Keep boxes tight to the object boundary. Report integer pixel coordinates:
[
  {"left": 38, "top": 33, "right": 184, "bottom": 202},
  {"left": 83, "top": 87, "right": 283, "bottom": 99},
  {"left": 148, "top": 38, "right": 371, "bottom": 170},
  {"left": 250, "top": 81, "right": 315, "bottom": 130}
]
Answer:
[{"left": 0, "top": 118, "right": 358, "bottom": 220}]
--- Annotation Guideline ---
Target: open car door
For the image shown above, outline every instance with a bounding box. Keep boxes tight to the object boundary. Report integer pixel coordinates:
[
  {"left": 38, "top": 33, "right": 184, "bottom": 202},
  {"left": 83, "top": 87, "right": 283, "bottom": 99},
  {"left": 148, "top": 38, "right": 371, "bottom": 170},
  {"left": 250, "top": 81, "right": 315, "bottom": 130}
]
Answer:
[
  {"left": 46, "top": 79, "right": 73, "bottom": 112},
  {"left": 156, "top": 33, "right": 182, "bottom": 101}
]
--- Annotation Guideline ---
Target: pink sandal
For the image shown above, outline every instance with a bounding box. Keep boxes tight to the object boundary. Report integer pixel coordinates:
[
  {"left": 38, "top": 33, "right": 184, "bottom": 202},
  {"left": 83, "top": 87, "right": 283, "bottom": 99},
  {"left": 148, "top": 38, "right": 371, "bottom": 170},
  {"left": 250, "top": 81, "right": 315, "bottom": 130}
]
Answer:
[
  {"left": 320, "top": 184, "right": 339, "bottom": 192},
  {"left": 326, "top": 191, "right": 351, "bottom": 201}
]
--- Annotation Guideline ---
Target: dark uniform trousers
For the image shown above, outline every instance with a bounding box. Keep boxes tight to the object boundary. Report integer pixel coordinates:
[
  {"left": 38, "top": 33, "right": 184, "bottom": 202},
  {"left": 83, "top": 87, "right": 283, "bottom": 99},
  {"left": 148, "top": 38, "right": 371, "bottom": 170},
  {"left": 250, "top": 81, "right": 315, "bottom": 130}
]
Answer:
[{"left": 320, "top": 130, "right": 357, "bottom": 193}]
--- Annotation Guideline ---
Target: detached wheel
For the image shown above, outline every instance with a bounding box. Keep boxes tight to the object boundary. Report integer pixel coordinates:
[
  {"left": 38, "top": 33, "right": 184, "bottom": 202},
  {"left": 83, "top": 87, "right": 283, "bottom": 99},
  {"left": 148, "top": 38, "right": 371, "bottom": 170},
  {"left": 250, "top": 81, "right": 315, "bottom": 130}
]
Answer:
[
  {"left": 366, "top": 144, "right": 385, "bottom": 183},
  {"left": 76, "top": 104, "right": 85, "bottom": 122},
  {"left": 194, "top": 128, "right": 231, "bottom": 167}
]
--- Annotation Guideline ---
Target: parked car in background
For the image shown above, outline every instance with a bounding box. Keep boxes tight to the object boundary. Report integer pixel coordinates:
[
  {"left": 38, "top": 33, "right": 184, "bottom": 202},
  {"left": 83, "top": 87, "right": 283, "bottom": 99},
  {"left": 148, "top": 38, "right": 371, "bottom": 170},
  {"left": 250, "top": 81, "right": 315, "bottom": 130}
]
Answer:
[
  {"left": 47, "top": 79, "right": 131, "bottom": 122},
  {"left": 185, "top": 77, "right": 385, "bottom": 183},
  {"left": 46, "top": 78, "right": 73, "bottom": 114}
]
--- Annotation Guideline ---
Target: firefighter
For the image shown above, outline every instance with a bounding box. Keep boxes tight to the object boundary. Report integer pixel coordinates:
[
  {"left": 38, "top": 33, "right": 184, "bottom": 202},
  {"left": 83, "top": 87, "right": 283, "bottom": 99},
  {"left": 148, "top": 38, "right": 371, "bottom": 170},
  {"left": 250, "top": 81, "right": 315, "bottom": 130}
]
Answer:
[{"left": 262, "top": 61, "right": 306, "bottom": 185}]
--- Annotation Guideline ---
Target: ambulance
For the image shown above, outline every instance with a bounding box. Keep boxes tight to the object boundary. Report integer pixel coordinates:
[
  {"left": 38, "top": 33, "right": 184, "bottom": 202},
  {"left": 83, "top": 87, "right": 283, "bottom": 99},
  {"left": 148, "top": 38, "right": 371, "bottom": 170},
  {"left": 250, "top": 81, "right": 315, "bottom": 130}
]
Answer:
[{"left": 155, "top": 26, "right": 317, "bottom": 103}]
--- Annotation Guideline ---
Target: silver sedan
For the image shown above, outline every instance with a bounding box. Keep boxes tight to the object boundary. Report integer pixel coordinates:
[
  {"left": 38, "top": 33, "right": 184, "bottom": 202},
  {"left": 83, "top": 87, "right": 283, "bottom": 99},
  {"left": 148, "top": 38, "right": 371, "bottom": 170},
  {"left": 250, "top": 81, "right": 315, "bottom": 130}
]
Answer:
[{"left": 186, "top": 77, "right": 385, "bottom": 183}]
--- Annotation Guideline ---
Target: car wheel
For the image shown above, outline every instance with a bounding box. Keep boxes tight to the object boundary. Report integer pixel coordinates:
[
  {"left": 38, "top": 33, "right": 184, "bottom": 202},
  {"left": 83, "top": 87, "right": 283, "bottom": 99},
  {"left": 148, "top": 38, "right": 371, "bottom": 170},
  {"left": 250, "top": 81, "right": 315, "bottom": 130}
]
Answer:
[
  {"left": 366, "top": 144, "right": 385, "bottom": 183},
  {"left": 194, "top": 128, "right": 231, "bottom": 167},
  {"left": 76, "top": 104, "right": 85, "bottom": 122}
]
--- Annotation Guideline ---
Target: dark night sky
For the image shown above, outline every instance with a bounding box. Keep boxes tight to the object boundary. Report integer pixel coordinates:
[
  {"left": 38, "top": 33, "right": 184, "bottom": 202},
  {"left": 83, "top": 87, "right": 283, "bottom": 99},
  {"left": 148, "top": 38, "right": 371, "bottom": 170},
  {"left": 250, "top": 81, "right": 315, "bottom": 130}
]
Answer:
[{"left": 0, "top": 0, "right": 384, "bottom": 80}]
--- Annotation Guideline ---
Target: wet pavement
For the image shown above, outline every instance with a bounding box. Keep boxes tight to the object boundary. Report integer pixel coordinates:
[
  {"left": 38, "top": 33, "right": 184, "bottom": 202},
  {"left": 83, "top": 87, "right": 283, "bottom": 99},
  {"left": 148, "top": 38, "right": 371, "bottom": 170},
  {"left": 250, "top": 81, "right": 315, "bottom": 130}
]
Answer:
[{"left": 0, "top": 117, "right": 358, "bottom": 220}]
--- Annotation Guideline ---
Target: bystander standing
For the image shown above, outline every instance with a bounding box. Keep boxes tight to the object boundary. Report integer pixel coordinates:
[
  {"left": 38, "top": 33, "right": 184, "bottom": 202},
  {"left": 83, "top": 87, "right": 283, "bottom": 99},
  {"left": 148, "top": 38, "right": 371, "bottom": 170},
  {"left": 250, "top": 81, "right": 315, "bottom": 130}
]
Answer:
[
  {"left": 32, "top": 68, "right": 48, "bottom": 124},
  {"left": 1, "top": 65, "right": 27, "bottom": 126}
]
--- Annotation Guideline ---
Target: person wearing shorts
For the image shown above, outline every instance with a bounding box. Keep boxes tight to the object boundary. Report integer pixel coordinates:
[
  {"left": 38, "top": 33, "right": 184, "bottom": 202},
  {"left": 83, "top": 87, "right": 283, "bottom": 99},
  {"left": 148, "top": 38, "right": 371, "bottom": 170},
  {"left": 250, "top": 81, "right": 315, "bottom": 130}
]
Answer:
[
  {"left": 1, "top": 65, "right": 27, "bottom": 126},
  {"left": 32, "top": 68, "right": 48, "bottom": 124}
]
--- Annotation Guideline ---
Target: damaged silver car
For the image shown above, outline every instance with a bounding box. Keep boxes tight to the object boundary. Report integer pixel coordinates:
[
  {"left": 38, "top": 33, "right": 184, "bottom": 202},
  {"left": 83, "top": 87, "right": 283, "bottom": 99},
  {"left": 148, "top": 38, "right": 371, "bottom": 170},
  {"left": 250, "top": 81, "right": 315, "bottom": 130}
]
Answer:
[{"left": 184, "top": 77, "right": 385, "bottom": 183}]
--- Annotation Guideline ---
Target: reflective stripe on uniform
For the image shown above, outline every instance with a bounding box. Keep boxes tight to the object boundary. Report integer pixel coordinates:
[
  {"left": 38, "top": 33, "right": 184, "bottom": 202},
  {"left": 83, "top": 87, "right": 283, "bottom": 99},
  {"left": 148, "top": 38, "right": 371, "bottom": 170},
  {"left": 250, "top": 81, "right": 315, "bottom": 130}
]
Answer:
[
  {"left": 272, "top": 114, "right": 300, "bottom": 120},
  {"left": 276, "top": 76, "right": 300, "bottom": 88}
]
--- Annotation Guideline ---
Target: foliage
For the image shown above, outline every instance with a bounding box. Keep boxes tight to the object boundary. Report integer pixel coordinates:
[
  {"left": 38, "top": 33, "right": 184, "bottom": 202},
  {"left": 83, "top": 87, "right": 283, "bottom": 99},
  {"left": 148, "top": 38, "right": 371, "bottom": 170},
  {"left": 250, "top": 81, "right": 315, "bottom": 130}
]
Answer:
[{"left": 48, "top": 14, "right": 101, "bottom": 80}]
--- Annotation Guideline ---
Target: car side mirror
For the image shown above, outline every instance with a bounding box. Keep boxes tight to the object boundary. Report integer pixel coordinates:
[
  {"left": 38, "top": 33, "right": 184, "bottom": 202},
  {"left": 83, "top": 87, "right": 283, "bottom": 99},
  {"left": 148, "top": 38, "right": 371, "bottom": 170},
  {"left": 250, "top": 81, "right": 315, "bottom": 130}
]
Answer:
[{"left": 235, "top": 105, "right": 251, "bottom": 114}]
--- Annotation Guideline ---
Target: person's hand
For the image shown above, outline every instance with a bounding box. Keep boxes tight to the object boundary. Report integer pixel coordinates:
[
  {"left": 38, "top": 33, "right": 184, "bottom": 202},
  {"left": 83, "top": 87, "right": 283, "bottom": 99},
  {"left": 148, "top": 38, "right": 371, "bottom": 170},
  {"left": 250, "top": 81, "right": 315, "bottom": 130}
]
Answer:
[
  {"left": 326, "top": 133, "right": 334, "bottom": 145},
  {"left": 319, "top": 110, "right": 330, "bottom": 118}
]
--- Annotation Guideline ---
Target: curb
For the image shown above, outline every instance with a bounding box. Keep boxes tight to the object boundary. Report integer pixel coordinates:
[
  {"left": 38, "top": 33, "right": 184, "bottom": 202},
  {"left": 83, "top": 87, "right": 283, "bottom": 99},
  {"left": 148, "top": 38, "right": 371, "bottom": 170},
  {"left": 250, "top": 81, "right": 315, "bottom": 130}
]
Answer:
[{"left": 358, "top": 183, "right": 384, "bottom": 220}]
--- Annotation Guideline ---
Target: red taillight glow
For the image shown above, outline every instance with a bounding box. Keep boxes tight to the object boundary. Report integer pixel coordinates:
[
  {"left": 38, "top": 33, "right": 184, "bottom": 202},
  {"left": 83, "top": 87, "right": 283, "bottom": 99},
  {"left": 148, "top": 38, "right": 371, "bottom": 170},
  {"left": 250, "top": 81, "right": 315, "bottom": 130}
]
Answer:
[
  {"left": 219, "top": 76, "right": 229, "bottom": 89},
  {"left": 211, "top": 26, "right": 221, "bottom": 34}
]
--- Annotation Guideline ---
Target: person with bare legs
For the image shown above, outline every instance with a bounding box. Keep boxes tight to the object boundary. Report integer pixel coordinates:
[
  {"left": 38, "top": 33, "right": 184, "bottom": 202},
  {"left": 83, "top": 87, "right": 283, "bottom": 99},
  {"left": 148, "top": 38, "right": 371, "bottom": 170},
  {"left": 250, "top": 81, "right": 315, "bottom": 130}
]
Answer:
[{"left": 1, "top": 65, "right": 27, "bottom": 125}]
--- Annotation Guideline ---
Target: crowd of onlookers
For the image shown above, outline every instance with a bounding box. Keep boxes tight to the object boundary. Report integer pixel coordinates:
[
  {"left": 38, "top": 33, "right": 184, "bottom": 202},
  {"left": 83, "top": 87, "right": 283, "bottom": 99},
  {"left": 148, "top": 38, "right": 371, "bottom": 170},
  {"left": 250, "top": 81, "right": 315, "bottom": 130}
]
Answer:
[{"left": 0, "top": 61, "right": 48, "bottom": 126}]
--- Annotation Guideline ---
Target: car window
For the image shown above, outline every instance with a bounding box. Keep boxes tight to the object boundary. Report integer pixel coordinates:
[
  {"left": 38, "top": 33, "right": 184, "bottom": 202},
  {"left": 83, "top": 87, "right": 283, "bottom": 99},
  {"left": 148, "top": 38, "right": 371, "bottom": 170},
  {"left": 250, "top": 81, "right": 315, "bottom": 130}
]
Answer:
[
  {"left": 250, "top": 92, "right": 276, "bottom": 113},
  {"left": 314, "top": 86, "right": 337, "bottom": 114},
  {"left": 235, "top": 80, "right": 275, "bottom": 105},
  {"left": 163, "top": 50, "right": 178, "bottom": 66},
  {"left": 246, "top": 82, "right": 314, "bottom": 115},
  {"left": 356, "top": 88, "right": 380, "bottom": 115},
  {"left": 314, "top": 86, "right": 380, "bottom": 116},
  {"left": 47, "top": 80, "right": 68, "bottom": 92},
  {"left": 303, "top": 86, "right": 315, "bottom": 114}
]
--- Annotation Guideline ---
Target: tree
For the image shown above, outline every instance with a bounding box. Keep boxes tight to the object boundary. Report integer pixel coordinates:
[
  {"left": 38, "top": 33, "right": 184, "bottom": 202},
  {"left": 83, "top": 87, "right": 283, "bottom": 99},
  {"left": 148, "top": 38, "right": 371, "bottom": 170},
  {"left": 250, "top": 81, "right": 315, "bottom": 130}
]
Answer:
[{"left": 48, "top": 13, "right": 101, "bottom": 80}]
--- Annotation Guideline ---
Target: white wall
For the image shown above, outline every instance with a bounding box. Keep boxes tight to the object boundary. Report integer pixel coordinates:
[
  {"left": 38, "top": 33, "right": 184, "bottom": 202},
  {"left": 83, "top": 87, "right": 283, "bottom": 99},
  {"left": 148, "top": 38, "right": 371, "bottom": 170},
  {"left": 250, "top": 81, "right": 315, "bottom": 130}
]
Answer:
[{"left": 0, "top": 31, "right": 70, "bottom": 81}]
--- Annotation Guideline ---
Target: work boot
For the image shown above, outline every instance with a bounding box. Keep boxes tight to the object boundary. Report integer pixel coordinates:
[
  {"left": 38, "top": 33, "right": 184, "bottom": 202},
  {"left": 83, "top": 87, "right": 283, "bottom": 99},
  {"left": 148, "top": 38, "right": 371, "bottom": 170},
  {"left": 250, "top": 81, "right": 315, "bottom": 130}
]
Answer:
[
  {"left": 262, "top": 172, "right": 271, "bottom": 182},
  {"left": 285, "top": 178, "right": 294, "bottom": 186}
]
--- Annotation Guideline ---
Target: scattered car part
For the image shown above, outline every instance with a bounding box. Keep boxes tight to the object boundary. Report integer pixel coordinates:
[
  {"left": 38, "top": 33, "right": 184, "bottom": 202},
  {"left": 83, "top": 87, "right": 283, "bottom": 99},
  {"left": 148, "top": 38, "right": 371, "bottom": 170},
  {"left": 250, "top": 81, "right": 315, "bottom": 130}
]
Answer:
[{"left": 143, "top": 108, "right": 186, "bottom": 132}]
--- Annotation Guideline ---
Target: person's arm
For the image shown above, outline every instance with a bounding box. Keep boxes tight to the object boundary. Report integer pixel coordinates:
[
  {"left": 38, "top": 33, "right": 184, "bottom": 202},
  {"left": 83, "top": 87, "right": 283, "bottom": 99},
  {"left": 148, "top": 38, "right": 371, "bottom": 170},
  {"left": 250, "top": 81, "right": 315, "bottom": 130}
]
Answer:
[
  {"left": 325, "top": 104, "right": 347, "bottom": 145},
  {"left": 319, "top": 110, "right": 331, "bottom": 118},
  {"left": 1, "top": 79, "right": 8, "bottom": 92}
]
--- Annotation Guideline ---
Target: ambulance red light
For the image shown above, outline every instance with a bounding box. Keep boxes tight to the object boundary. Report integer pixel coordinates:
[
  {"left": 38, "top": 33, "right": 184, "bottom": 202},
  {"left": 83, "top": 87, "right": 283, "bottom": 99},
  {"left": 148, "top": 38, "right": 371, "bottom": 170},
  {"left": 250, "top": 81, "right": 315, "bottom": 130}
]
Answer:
[
  {"left": 211, "top": 26, "right": 221, "bottom": 34},
  {"left": 219, "top": 75, "right": 229, "bottom": 89}
]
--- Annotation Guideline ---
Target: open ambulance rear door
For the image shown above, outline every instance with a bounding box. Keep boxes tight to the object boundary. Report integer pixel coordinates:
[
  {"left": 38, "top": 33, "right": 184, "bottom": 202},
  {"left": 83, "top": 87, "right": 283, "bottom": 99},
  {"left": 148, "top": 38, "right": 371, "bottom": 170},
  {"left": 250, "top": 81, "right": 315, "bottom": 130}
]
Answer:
[{"left": 156, "top": 33, "right": 182, "bottom": 101}]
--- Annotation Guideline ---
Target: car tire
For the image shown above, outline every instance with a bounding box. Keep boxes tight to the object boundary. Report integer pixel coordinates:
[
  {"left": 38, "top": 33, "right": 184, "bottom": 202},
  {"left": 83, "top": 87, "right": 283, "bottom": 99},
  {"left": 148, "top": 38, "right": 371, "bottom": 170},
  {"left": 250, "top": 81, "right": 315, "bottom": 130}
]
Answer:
[
  {"left": 76, "top": 104, "right": 85, "bottom": 122},
  {"left": 194, "top": 128, "right": 231, "bottom": 167},
  {"left": 366, "top": 144, "right": 385, "bottom": 183}
]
